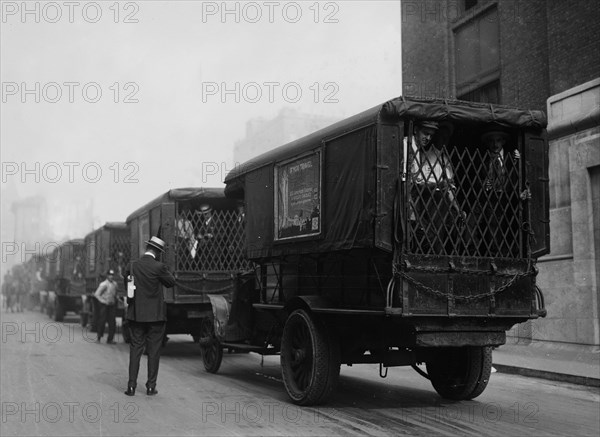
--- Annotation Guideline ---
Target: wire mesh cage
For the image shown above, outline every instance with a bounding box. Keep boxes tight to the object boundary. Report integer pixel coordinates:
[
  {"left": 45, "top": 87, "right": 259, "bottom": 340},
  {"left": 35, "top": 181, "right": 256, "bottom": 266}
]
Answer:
[
  {"left": 175, "top": 209, "right": 251, "bottom": 273},
  {"left": 407, "top": 145, "right": 524, "bottom": 258}
]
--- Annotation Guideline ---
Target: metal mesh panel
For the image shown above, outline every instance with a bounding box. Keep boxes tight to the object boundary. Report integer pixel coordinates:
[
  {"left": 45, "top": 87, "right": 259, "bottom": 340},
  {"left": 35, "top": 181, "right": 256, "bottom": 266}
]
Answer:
[
  {"left": 407, "top": 145, "right": 523, "bottom": 258},
  {"left": 110, "top": 233, "right": 130, "bottom": 277},
  {"left": 175, "top": 209, "right": 251, "bottom": 272}
]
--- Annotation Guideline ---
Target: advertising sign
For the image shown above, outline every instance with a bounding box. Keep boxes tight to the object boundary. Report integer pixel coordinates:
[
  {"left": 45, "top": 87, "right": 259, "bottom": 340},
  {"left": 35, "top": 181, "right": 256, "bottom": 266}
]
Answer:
[{"left": 275, "top": 151, "right": 322, "bottom": 240}]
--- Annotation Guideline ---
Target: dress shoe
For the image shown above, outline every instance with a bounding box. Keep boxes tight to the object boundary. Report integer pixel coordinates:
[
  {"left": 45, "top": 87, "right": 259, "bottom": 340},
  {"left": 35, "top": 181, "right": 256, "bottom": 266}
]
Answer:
[
  {"left": 146, "top": 387, "right": 158, "bottom": 396},
  {"left": 124, "top": 386, "right": 135, "bottom": 396},
  {"left": 107, "top": 340, "right": 116, "bottom": 344}
]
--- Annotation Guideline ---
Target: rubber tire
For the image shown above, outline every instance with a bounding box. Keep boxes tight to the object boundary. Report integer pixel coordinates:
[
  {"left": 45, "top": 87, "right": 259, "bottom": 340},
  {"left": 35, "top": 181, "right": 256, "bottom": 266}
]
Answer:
[
  {"left": 426, "top": 346, "right": 492, "bottom": 400},
  {"left": 465, "top": 346, "right": 492, "bottom": 399},
  {"left": 199, "top": 318, "right": 223, "bottom": 374},
  {"left": 280, "top": 309, "right": 340, "bottom": 406}
]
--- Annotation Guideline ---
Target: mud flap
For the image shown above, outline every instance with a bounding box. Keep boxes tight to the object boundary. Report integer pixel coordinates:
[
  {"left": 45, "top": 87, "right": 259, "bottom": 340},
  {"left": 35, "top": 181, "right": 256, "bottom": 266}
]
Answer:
[{"left": 207, "top": 294, "right": 230, "bottom": 341}]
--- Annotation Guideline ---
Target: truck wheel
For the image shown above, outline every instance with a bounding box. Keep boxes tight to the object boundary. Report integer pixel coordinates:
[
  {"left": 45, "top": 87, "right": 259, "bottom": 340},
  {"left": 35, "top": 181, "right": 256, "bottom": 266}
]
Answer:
[
  {"left": 199, "top": 318, "right": 223, "bottom": 373},
  {"left": 54, "top": 301, "right": 64, "bottom": 322},
  {"left": 426, "top": 346, "right": 492, "bottom": 400},
  {"left": 281, "top": 309, "right": 340, "bottom": 406}
]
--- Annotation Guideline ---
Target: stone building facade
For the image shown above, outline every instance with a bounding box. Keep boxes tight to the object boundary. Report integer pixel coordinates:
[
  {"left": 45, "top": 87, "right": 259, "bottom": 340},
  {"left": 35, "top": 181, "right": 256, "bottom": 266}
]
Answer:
[{"left": 401, "top": 0, "right": 600, "bottom": 346}]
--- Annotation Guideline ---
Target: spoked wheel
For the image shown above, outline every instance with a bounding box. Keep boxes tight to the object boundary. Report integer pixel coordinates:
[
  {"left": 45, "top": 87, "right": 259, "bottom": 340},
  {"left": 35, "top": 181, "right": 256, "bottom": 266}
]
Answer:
[
  {"left": 281, "top": 309, "right": 340, "bottom": 406},
  {"left": 199, "top": 318, "right": 223, "bottom": 373},
  {"left": 426, "top": 346, "right": 492, "bottom": 400}
]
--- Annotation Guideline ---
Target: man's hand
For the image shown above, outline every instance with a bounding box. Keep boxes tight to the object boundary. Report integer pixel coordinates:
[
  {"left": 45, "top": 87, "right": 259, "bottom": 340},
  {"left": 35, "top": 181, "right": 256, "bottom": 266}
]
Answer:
[
  {"left": 513, "top": 149, "right": 521, "bottom": 160},
  {"left": 520, "top": 188, "right": 532, "bottom": 200}
]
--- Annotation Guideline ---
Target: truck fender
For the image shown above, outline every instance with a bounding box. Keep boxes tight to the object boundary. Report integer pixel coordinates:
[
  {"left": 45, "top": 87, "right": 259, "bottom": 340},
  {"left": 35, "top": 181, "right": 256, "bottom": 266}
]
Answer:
[{"left": 207, "top": 294, "right": 231, "bottom": 341}]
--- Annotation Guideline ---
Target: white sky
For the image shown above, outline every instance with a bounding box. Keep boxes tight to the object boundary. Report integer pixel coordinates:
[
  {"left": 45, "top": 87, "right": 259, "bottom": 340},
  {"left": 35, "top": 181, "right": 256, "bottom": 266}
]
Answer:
[{"left": 1, "top": 0, "right": 402, "bottom": 239}]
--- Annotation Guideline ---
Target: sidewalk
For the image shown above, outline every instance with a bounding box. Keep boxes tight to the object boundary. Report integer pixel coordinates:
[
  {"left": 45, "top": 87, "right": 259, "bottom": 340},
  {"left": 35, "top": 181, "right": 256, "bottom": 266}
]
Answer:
[{"left": 492, "top": 340, "right": 600, "bottom": 387}]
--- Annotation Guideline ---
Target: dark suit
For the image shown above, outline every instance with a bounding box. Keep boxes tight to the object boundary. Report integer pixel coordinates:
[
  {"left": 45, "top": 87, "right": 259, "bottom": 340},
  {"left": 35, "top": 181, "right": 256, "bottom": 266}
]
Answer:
[{"left": 124, "top": 254, "right": 176, "bottom": 390}]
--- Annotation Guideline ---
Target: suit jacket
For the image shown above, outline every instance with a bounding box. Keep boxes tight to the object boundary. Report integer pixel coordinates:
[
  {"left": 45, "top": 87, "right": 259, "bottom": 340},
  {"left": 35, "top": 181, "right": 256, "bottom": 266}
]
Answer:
[{"left": 125, "top": 254, "right": 176, "bottom": 322}]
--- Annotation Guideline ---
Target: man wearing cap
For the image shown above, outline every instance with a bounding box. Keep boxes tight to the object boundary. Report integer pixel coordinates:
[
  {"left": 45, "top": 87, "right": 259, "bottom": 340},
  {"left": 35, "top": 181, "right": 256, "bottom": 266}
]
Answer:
[
  {"left": 406, "top": 120, "right": 463, "bottom": 254},
  {"left": 124, "top": 236, "right": 176, "bottom": 396},
  {"left": 94, "top": 269, "right": 118, "bottom": 344}
]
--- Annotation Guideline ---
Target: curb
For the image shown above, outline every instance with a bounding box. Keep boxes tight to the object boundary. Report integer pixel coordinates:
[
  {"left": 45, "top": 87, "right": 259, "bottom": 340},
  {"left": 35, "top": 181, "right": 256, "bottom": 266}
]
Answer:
[{"left": 493, "top": 364, "right": 600, "bottom": 388}]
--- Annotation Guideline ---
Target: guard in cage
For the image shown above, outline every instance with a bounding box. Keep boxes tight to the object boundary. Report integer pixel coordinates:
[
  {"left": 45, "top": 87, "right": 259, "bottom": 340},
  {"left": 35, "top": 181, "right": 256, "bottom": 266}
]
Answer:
[
  {"left": 479, "top": 129, "right": 531, "bottom": 258},
  {"left": 196, "top": 204, "right": 216, "bottom": 270},
  {"left": 407, "top": 120, "right": 465, "bottom": 255}
]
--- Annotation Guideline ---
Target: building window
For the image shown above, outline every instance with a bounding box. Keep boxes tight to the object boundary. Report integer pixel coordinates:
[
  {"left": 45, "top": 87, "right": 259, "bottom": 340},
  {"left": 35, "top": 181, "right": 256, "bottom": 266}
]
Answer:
[{"left": 454, "top": 6, "right": 500, "bottom": 103}]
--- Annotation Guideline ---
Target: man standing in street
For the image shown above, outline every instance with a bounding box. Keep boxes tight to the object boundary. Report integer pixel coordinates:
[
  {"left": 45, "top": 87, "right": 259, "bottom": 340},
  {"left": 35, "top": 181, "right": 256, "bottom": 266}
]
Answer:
[
  {"left": 124, "top": 236, "right": 176, "bottom": 396},
  {"left": 94, "top": 269, "right": 118, "bottom": 344}
]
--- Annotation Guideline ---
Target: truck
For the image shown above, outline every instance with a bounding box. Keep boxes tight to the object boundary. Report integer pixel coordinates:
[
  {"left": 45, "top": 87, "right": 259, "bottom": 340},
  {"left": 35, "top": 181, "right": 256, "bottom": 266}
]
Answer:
[
  {"left": 126, "top": 187, "right": 251, "bottom": 343},
  {"left": 47, "top": 239, "right": 87, "bottom": 322},
  {"left": 82, "top": 222, "right": 130, "bottom": 337},
  {"left": 201, "top": 96, "right": 549, "bottom": 405}
]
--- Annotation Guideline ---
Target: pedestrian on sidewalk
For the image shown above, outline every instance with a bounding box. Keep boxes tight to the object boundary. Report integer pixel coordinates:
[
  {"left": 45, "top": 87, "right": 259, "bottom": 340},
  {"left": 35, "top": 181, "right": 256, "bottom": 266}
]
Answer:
[
  {"left": 94, "top": 269, "right": 118, "bottom": 344},
  {"left": 124, "top": 236, "right": 176, "bottom": 397}
]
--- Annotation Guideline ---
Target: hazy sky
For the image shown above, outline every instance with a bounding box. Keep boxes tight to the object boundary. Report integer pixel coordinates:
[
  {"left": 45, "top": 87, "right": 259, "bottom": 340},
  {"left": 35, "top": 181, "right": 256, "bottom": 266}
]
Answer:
[{"left": 1, "top": 0, "right": 402, "bottom": 239}]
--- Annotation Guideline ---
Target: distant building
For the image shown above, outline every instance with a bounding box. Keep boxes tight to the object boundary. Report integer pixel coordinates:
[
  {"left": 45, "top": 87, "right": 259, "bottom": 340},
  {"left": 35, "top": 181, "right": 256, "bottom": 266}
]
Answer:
[
  {"left": 401, "top": 0, "right": 600, "bottom": 347},
  {"left": 233, "top": 108, "right": 340, "bottom": 164}
]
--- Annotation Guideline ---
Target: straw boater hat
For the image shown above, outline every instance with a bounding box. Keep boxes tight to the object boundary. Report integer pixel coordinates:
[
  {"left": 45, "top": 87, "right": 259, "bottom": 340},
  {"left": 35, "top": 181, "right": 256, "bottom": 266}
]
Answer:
[
  {"left": 145, "top": 236, "right": 166, "bottom": 253},
  {"left": 481, "top": 129, "right": 510, "bottom": 144}
]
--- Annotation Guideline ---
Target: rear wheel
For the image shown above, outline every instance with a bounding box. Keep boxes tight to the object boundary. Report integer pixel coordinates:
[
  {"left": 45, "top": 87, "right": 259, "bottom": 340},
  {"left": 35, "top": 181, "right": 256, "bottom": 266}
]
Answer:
[
  {"left": 199, "top": 318, "right": 223, "bottom": 373},
  {"left": 280, "top": 309, "right": 340, "bottom": 406},
  {"left": 426, "top": 346, "right": 492, "bottom": 400}
]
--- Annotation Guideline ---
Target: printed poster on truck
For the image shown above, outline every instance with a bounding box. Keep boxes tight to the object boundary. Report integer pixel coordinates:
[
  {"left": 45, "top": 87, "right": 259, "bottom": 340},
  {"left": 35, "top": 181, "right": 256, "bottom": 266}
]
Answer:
[{"left": 275, "top": 151, "right": 322, "bottom": 240}]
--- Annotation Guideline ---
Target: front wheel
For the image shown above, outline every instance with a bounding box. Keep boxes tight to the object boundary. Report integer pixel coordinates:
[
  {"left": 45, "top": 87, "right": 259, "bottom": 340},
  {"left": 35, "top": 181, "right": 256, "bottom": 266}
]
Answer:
[
  {"left": 426, "top": 346, "right": 492, "bottom": 400},
  {"left": 199, "top": 318, "right": 223, "bottom": 373},
  {"left": 280, "top": 309, "right": 340, "bottom": 406}
]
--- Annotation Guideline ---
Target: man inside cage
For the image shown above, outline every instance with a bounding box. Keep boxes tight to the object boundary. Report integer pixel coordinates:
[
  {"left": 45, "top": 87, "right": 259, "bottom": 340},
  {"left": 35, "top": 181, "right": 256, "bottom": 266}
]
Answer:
[
  {"left": 406, "top": 120, "right": 464, "bottom": 254},
  {"left": 477, "top": 129, "right": 531, "bottom": 257}
]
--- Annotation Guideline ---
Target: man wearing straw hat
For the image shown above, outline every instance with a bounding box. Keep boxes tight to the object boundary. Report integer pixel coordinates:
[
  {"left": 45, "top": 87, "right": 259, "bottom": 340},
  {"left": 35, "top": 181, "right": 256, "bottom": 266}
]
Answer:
[{"left": 124, "top": 236, "right": 176, "bottom": 396}]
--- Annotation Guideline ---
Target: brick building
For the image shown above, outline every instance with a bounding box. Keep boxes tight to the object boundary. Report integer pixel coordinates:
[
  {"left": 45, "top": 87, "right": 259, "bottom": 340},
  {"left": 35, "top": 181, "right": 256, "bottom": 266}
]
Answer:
[{"left": 401, "top": 0, "right": 600, "bottom": 347}]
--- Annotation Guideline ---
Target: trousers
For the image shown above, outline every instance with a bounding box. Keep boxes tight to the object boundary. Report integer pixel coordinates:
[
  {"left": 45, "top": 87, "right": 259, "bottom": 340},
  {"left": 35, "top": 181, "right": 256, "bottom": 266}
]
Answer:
[
  {"left": 96, "top": 303, "right": 116, "bottom": 341},
  {"left": 127, "top": 321, "right": 166, "bottom": 389}
]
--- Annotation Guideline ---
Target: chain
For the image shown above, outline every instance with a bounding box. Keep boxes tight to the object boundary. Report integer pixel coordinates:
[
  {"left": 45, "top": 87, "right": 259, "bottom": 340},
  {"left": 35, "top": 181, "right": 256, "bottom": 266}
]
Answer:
[
  {"left": 175, "top": 280, "right": 234, "bottom": 294},
  {"left": 394, "top": 262, "right": 534, "bottom": 303}
]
